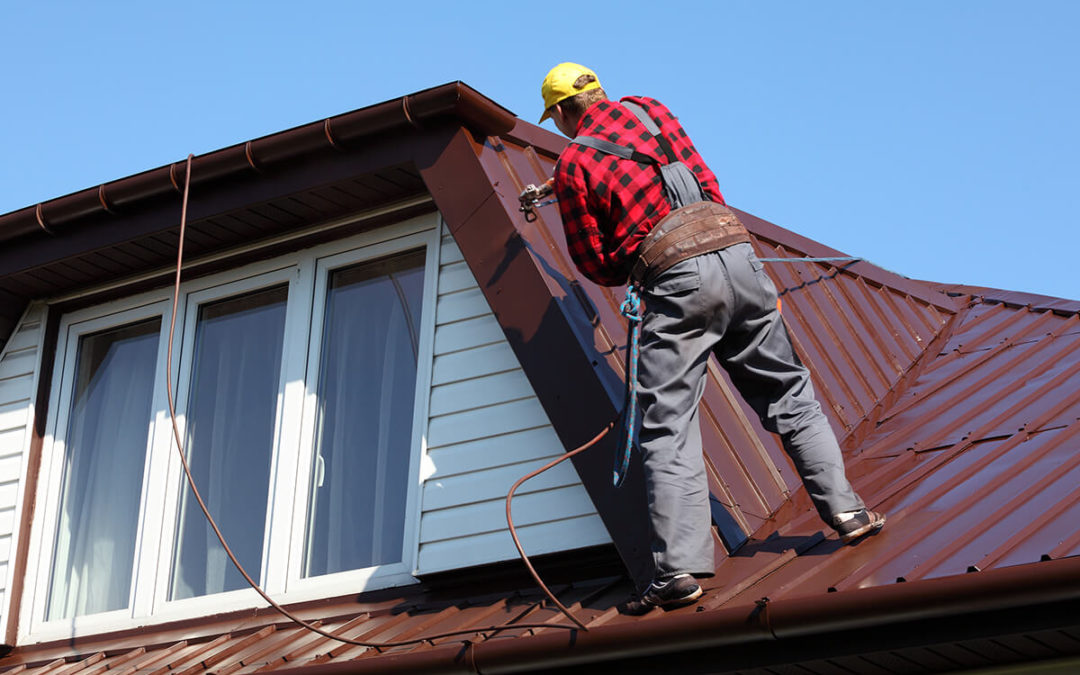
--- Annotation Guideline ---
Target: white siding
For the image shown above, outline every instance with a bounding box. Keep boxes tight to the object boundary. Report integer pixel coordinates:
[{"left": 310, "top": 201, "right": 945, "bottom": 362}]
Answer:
[
  {"left": 0, "top": 304, "right": 46, "bottom": 639},
  {"left": 417, "top": 227, "right": 610, "bottom": 574}
]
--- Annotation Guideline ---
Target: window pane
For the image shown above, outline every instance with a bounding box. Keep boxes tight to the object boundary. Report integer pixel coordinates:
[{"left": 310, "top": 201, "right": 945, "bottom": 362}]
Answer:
[
  {"left": 170, "top": 285, "right": 288, "bottom": 600},
  {"left": 304, "top": 250, "right": 425, "bottom": 577},
  {"left": 47, "top": 318, "right": 160, "bottom": 620}
]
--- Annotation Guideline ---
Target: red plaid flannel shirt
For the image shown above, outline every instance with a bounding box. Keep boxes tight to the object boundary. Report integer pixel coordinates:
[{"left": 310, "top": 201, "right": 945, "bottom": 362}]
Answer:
[{"left": 553, "top": 96, "right": 725, "bottom": 286}]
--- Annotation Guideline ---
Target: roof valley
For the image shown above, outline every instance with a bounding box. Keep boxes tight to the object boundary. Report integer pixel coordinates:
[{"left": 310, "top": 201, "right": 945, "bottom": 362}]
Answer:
[{"left": 840, "top": 298, "right": 971, "bottom": 456}]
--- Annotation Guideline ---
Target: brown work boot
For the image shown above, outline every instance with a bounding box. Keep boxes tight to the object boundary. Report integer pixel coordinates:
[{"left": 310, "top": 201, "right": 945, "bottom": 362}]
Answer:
[{"left": 833, "top": 509, "right": 886, "bottom": 544}]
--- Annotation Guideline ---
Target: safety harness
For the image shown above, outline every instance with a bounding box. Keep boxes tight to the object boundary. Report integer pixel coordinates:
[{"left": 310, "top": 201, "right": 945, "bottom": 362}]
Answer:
[{"left": 571, "top": 101, "right": 751, "bottom": 286}]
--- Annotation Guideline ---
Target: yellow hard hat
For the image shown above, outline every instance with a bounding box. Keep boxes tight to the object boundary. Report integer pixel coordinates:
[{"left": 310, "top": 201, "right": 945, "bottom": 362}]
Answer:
[{"left": 539, "top": 63, "right": 602, "bottom": 123}]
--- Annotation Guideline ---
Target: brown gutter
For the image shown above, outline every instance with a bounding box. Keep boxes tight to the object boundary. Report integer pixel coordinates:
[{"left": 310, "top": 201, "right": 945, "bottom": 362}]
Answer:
[
  {"left": 0, "top": 81, "right": 515, "bottom": 245},
  {"left": 284, "top": 555, "right": 1080, "bottom": 674}
]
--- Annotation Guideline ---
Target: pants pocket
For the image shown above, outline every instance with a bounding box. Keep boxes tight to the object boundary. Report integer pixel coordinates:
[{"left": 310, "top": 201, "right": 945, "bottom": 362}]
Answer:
[
  {"left": 744, "top": 244, "right": 764, "bottom": 273},
  {"left": 646, "top": 257, "right": 701, "bottom": 297}
]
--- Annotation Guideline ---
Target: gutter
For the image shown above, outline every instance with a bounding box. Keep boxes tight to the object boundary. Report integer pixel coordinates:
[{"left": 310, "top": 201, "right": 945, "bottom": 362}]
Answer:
[
  {"left": 0, "top": 81, "right": 516, "bottom": 245},
  {"left": 285, "top": 555, "right": 1080, "bottom": 674}
]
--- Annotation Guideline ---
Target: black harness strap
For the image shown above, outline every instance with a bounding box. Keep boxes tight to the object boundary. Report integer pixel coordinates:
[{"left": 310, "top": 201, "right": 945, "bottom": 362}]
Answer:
[
  {"left": 623, "top": 101, "right": 680, "bottom": 165},
  {"left": 571, "top": 135, "right": 658, "bottom": 165},
  {"left": 571, "top": 101, "right": 709, "bottom": 212},
  {"left": 571, "top": 102, "right": 674, "bottom": 165}
]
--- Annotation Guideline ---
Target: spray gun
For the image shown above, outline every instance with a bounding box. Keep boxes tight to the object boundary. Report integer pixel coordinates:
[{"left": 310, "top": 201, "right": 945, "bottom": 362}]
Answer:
[{"left": 518, "top": 178, "right": 557, "bottom": 222}]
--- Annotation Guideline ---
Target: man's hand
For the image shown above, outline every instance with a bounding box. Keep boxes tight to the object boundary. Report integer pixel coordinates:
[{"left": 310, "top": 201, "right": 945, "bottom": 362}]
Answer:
[{"left": 518, "top": 178, "right": 556, "bottom": 222}]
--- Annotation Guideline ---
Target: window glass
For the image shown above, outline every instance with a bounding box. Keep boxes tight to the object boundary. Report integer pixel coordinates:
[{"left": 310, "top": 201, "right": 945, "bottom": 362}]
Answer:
[
  {"left": 47, "top": 318, "right": 161, "bottom": 619},
  {"left": 170, "top": 285, "right": 288, "bottom": 600},
  {"left": 303, "top": 250, "right": 425, "bottom": 577}
]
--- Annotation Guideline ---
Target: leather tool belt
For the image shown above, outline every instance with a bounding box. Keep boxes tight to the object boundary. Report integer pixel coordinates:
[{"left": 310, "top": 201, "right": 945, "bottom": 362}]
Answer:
[{"left": 629, "top": 202, "right": 751, "bottom": 286}]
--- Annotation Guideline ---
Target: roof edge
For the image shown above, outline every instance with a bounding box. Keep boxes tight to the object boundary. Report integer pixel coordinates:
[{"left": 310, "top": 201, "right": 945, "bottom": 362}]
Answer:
[
  {"left": 0, "top": 81, "right": 516, "bottom": 246},
  {"left": 283, "top": 555, "right": 1080, "bottom": 673},
  {"left": 926, "top": 281, "right": 1080, "bottom": 315}
]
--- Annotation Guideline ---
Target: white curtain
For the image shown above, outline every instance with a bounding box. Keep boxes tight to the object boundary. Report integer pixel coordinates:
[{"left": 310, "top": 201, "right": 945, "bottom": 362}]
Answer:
[
  {"left": 304, "top": 253, "right": 424, "bottom": 577},
  {"left": 170, "top": 286, "right": 287, "bottom": 600},
  {"left": 47, "top": 319, "right": 160, "bottom": 620}
]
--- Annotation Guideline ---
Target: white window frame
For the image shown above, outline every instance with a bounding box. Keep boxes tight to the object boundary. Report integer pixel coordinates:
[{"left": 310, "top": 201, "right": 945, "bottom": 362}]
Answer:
[
  {"left": 21, "top": 212, "right": 440, "bottom": 641},
  {"left": 26, "top": 299, "right": 173, "bottom": 637},
  {"left": 284, "top": 234, "right": 437, "bottom": 599},
  {"left": 151, "top": 265, "right": 300, "bottom": 619}
]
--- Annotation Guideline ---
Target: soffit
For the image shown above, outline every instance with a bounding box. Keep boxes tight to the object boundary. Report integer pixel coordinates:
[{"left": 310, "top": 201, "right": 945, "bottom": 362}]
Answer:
[{"left": 0, "top": 165, "right": 430, "bottom": 309}]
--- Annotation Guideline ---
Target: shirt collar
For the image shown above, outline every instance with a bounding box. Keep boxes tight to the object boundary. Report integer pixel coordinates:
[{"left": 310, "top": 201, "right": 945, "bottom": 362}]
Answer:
[{"left": 575, "top": 99, "right": 613, "bottom": 135}]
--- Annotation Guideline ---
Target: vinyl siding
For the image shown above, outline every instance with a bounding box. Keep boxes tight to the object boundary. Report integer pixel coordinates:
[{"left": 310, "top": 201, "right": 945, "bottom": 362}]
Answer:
[
  {"left": 0, "top": 304, "right": 46, "bottom": 638},
  {"left": 417, "top": 228, "right": 610, "bottom": 573}
]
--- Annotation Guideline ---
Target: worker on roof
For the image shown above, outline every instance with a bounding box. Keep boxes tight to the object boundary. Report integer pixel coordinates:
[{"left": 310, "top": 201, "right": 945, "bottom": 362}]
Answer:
[{"left": 539, "top": 63, "right": 885, "bottom": 613}]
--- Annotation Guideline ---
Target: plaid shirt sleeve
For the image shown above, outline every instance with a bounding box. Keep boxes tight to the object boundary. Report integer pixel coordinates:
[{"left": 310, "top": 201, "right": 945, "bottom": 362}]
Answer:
[
  {"left": 553, "top": 96, "right": 725, "bottom": 287},
  {"left": 554, "top": 152, "right": 627, "bottom": 286}
]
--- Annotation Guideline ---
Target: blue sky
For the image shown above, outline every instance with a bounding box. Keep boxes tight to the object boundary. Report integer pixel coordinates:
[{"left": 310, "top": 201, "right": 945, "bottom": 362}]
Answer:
[{"left": 2, "top": 2, "right": 1077, "bottom": 299}]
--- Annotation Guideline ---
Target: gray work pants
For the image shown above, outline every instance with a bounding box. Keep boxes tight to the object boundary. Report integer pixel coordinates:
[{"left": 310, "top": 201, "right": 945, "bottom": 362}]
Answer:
[{"left": 637, "top": 243, "right": 864, "bottom": 579}]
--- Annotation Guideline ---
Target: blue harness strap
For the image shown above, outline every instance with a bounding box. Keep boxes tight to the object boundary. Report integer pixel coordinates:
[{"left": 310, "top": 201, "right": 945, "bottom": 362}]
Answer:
[{"left": 613, "top": 284, "right": 643, "bottom": 487}]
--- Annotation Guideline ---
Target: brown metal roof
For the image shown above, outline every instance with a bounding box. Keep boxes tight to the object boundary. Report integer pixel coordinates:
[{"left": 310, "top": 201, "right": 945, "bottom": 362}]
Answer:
[{"left": 2, "top": 85, "right": 1079, "bottom": 673}]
